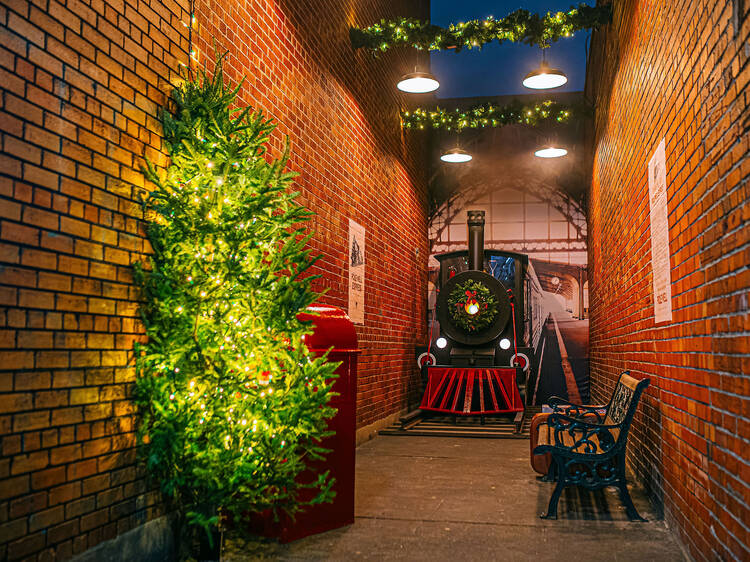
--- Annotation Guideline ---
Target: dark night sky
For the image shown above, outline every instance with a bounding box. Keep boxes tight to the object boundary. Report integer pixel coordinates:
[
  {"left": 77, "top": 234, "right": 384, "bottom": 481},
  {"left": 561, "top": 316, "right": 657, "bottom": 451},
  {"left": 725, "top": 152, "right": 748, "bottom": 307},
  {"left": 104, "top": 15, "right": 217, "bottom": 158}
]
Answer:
[{"left": 430, "top": 1, "right": 593, "bottom": 98}]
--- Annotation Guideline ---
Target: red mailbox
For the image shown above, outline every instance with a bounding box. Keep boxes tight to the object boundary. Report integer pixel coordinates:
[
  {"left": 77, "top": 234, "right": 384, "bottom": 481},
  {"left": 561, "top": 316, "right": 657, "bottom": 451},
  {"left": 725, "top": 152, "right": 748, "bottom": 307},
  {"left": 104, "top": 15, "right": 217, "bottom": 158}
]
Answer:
[{"left": 251, "top": 305, "right": 358, "bottom": 542}]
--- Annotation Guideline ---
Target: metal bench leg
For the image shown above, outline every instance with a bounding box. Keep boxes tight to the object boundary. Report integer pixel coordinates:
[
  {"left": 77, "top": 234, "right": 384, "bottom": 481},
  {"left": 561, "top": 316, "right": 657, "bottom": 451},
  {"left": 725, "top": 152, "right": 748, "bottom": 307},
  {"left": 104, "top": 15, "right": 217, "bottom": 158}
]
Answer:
[
  {"left": 618, "top": 481, "right": 647, "bottom": 522},
  {"left": 540, "top": 460, "right": 565, "bottom": 520},
  {"left": 540, "top": 457, "right": 557, "bottom": 482}
]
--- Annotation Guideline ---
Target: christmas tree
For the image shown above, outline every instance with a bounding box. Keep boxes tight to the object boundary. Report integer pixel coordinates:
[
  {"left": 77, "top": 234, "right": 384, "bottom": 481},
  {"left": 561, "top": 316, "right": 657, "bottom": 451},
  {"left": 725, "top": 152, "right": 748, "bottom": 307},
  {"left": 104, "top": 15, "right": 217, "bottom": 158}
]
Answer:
[{"left": 134, "top": 56, "right": 338, "bottom": 557}]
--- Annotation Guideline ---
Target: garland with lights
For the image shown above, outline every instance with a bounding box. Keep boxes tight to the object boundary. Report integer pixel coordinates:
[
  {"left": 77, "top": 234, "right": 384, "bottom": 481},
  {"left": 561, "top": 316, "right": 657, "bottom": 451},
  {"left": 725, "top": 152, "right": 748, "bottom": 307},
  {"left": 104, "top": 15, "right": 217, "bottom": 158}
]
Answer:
[
  {"left": 350, "top": 4, "right": 611, "bottom": 53},
  {"left": 447, "top": 279, "right": 498, "bottom": 332},
  {"left": 134, "top": 56, "right": 338, "bottom": 558},
  {"left": 402, "top": 99, "right": 574, "bottom": 131}
]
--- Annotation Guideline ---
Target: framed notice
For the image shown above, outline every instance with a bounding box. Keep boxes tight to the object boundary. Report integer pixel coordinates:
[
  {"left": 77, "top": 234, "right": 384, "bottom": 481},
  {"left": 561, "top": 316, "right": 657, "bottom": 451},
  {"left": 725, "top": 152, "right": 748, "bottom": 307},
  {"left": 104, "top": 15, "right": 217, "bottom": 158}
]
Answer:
[
  {"left": 348, "top": 219, "right": 365, "bottom": 324},
  {"left": 647, "top": 139, "right": 673, "bottom": 324}
]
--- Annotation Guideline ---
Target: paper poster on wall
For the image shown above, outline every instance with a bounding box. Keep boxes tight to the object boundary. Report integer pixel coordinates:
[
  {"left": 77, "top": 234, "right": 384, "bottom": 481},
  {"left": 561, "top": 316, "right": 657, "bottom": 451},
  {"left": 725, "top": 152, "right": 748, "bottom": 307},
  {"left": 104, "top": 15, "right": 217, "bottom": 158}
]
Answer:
[
  {"left": 348, "top": 219, "right": 365, "bottom": 324},
  {"left": 648, "top": 138, "right": 673, "bottom": 324}
]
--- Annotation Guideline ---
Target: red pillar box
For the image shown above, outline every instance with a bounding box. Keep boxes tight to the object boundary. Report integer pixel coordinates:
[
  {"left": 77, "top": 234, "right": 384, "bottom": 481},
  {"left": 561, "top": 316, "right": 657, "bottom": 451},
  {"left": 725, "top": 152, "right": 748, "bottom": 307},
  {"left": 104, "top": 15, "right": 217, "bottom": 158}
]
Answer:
[{"left": 252, "top": 306, "right": 359, "bottom": 542}]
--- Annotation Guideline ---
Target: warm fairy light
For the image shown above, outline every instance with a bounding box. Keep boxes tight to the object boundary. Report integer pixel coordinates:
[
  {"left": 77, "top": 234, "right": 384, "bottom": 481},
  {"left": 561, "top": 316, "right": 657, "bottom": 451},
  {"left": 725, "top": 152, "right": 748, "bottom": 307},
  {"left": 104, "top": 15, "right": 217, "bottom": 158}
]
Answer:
[
  {"left": 402, "top": 100, "right": 572, "bottom": 131},
  {"left": 350, "top": 6, "right": 610, "bottom": 53}
]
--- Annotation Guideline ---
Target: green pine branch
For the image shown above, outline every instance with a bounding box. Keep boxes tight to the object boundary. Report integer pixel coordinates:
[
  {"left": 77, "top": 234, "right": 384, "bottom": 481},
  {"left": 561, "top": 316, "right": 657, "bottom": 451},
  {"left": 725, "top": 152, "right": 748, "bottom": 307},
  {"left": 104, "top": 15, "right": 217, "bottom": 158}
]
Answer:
[{"left": 134, "top": 54, "right": 338, "bottom": 558}]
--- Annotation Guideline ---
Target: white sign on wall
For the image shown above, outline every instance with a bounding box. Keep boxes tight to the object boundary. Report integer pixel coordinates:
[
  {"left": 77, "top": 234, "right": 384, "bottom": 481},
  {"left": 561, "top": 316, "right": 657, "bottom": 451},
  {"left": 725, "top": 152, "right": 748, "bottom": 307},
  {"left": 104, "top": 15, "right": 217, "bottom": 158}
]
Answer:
[
  {"left": 348, "top": 219, "right": 365, "bottom": 324},
  {"left": 647, "top": 139, "right": 673, "bottom": 324}
]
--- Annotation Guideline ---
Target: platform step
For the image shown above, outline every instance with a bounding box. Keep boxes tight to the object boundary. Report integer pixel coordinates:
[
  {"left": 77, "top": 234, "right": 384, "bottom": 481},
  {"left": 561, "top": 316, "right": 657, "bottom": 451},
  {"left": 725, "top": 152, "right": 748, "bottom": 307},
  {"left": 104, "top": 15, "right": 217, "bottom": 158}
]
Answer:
[{"left": 379, "top": 409, "right": 537, "bottom": 439}]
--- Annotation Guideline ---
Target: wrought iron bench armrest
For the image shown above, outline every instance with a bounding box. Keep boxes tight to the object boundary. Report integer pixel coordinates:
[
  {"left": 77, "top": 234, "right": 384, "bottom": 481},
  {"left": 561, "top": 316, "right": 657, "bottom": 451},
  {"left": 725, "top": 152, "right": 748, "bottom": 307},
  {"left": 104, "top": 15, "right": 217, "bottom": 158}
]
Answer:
[
  {"left": 541, "top": 414, "right": 621, "bottom": 455},
  {"left": 548, "top": 397, "right": 607, "bottom": 422},
  {"left": 546, "top": 413, "right": 619, "bottom": 430}
]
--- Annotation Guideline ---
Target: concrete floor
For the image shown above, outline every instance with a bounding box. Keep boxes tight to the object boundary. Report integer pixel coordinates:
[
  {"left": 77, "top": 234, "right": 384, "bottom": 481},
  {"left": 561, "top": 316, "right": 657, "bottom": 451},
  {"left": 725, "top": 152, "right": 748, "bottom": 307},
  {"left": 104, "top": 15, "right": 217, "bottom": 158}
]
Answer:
[{"left": 225, "top": 436, "right": 687, "bottom": 561}]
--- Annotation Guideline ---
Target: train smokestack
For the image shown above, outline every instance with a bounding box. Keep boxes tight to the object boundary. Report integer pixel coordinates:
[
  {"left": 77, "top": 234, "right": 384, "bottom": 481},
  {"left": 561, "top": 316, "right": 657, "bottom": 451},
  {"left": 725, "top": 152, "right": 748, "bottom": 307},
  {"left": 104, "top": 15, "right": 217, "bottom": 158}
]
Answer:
[{"left": 467, "top": 210, "right": 485, "bottom": 271}]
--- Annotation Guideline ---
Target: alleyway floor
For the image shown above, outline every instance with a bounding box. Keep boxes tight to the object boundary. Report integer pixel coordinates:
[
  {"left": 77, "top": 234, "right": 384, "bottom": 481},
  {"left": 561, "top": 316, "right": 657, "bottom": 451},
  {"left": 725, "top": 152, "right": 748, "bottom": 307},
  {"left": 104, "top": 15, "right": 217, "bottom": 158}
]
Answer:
[{"left": 226, "top": 436, "right": 687, "bottom": 561}]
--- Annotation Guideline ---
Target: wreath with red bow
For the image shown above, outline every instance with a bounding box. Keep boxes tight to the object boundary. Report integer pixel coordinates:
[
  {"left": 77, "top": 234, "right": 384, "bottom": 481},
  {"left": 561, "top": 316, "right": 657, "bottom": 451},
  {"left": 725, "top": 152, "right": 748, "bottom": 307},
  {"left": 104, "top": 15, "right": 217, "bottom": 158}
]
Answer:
[{"left": 447, "top": 279, "right": 498, "bottom": 332}]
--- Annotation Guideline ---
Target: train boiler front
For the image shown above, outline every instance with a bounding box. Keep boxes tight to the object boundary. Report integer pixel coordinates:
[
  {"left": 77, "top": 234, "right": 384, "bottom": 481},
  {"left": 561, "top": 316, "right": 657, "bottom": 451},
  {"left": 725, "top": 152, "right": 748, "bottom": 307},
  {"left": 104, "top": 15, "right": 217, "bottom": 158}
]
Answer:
[{"left": 419, "top": 211, "right": 527, "bottom": 416}]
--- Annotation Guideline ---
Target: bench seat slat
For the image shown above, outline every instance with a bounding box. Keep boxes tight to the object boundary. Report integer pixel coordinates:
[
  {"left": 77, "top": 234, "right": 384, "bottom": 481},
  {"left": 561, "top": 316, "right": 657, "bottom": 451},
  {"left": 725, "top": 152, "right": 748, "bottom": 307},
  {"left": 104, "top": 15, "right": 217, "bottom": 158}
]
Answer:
[{"left": 536, "top": 424, "right": 620, "bottom": 453}]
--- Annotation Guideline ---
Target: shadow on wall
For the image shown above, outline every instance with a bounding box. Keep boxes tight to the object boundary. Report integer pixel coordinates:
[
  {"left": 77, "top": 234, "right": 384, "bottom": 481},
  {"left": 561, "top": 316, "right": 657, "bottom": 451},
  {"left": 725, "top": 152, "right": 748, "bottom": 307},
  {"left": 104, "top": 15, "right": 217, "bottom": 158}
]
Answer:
[
  {"left": 583, "top": 1, "right": 627, "bottom": 161},
  {"left": 274, "top": 0, "right": 429, "bottom": 187}
]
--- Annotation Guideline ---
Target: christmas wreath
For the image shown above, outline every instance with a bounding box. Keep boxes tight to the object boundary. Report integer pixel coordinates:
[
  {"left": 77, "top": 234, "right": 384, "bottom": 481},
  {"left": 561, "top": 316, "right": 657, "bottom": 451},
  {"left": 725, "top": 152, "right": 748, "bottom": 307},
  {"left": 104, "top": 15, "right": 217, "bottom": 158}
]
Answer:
[{"left": 447, "top": 279, "right": 498, "bottom": 332}]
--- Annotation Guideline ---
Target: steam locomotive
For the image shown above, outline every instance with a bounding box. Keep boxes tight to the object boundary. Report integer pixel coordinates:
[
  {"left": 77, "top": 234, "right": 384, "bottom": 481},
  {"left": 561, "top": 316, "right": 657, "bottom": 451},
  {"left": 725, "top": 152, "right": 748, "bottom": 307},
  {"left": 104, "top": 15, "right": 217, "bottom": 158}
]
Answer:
[{"left": 418, "top": 210, "right": 538, "bottom": 416}]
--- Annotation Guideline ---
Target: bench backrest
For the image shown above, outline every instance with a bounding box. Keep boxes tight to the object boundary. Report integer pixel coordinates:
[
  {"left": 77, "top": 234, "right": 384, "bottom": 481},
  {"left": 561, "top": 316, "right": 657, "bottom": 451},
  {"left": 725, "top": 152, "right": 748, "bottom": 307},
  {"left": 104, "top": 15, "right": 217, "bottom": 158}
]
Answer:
[{"left": 603, "top": 372, "right": 650, "bottom": 443}]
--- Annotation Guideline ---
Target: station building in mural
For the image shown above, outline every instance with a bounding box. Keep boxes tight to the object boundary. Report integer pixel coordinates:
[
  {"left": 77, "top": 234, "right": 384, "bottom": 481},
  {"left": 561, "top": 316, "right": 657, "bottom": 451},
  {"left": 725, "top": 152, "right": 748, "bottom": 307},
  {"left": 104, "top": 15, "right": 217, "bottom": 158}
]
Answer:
[{"left": 426, "top": 100, "right": 590, "bottom": 404}]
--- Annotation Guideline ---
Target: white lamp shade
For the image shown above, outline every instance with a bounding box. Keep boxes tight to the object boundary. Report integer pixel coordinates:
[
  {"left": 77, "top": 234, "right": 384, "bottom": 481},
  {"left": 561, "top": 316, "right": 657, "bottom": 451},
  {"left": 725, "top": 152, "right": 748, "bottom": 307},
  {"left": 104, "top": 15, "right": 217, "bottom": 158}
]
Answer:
[
  {"left": 440, "top": 148, "right": 472, "bottom": 163},
  {"left": 522, "top": 64, "right": 568, "bottom": 90},
  {"left": 397, "top": 72, "right": 440, "bottom": 93},
  {"left": 535, "top": 147, "right": 568, "bottom": 158}
]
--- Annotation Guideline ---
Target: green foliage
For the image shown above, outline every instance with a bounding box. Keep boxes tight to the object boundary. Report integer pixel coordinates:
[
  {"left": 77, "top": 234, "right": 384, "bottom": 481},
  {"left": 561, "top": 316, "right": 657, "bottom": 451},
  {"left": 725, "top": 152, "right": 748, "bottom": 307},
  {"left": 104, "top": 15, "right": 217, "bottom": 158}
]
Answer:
[
  {"left": 349, "top": 4, "right": 611, "bottom": 52},
  {"left": 448, "top": 279, "right": 498, "bottom": 333},
  {"left": 402, "top": 100, "right": 576, "bottom": 132},
  {"left": 133, "top": 56, "right": 338, "bottom": 557}
]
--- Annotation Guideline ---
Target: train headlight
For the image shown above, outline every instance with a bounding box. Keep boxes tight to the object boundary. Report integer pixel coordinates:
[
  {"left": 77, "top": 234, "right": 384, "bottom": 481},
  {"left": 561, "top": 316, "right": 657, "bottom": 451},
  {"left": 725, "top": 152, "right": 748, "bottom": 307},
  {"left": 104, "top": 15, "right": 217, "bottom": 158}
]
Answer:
[
  {"left": 436, "top": 337, "right": 448, "bottom": 349},
  {"left": 499, "top": 338, "right": 511, "bottom": 350}
]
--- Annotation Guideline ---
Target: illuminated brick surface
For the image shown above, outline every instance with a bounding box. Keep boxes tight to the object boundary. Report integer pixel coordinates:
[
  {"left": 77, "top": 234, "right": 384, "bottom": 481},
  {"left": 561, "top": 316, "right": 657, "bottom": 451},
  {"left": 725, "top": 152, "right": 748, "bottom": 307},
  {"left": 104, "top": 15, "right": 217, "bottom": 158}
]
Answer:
[
  {"left": 586, "top": 1, "right": 749, "bottom": 560},
  {"left": 0, "top": 0, "right": 429, "bottom": 558}
]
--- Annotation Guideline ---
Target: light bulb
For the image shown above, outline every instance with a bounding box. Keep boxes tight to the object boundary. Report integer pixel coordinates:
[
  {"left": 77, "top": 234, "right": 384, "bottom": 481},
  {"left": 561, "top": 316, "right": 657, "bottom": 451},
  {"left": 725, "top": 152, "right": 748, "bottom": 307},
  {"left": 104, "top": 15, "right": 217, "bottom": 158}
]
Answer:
[
  {"left": 440, "top": 148, "right": 472, "bottom": 163},
  {"left": 436, "top": 337, "right": 448, "bottom": 349},
  {"left": 465, "top": 300, "right": 479, "bottom": 315},
  {"left": 535, "top": 147, "right": 568, "bottom": 158},
  {"left": 499, "top": 338, "right": 511, "bottom": 350},
  {"left": 522, "top": 62, "right": 568, "bottom": 90},
  {"left": 397, "top": 72, "right": 439, "bottom": 93}
]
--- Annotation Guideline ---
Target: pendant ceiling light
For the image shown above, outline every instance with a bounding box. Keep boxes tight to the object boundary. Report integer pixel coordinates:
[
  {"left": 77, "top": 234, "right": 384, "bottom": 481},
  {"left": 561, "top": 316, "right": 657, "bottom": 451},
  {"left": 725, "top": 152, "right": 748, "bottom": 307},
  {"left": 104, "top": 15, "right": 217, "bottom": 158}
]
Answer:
[
  {"left": 522, "top": 59, "right": 567, "bottom": 90},
  {"left": 397, "top": 71, "right": 440, "bottom": 93},
  {"left": 440, "top": 147, "right": 472, "bottom": 163},
  {"left": 534, "top": 147, "right": 568, "bottom": 158}
]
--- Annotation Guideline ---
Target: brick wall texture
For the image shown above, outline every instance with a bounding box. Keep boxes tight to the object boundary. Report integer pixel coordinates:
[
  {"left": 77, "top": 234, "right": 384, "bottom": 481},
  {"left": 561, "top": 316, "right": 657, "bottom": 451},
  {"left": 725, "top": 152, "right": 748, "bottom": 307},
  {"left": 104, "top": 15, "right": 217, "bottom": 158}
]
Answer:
[
  {"left": 0, "top": 0, "right": 430, "bottom": 559},
  {"left": 586, "top": 0, "right": 749, "bottom": 560}
]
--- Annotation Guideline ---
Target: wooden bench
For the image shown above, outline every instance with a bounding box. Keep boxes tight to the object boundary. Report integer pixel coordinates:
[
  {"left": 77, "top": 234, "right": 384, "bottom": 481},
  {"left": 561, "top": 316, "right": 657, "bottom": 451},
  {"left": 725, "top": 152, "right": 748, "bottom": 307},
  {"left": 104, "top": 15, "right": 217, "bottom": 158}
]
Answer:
[{"left": 533, "top": 371, "right": 650, "bottom": 521}]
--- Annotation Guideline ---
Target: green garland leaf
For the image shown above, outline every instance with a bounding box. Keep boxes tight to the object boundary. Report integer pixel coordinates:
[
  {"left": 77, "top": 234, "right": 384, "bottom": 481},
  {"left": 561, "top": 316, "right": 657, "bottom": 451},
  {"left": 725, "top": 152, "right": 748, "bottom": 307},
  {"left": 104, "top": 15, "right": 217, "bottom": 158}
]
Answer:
[
  {"left": 402, "top": 99, "right": 578, "bottom": 131},
  {"left": 350, "top": 4, "right": 611, "bottom": 53},
  {"left": 447, "top": 279, "right": 498, "bottom": 332}
]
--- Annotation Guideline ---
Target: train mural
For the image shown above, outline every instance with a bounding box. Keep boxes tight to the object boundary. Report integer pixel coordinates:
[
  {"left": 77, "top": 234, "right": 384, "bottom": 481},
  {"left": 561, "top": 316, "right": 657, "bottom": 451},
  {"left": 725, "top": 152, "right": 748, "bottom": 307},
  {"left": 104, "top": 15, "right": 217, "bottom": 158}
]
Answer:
[{"left": 418, "top": 208, "right": 590, "bottom": 416}]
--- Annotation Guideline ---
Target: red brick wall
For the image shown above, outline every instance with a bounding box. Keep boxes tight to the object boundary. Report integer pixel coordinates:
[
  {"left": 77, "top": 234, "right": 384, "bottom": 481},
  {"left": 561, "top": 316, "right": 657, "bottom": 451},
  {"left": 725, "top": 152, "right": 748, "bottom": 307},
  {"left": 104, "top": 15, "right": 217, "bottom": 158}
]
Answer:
[
  {"left": 0, "top": 0, "right": 429, "bottom": 559},
  {"left": 191, "top": 0, "right": 430, "bottom": 428},
  {"left": 586, "top": 0, "right": 749, "bottom": 559}
]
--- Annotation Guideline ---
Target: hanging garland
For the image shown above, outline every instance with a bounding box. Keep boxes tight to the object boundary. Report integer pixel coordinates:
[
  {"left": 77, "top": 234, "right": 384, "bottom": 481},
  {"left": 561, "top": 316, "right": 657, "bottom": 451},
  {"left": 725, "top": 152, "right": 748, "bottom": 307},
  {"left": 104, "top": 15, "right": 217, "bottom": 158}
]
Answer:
[
  {"left": 448, "top": 279, "right": 498, "bottom": 332},
  {"left": 350, "top": 4, "right": 611, "bottom": 53},
  {"left": 402, "top": 99, "right": 576, "bottom": 131}
]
